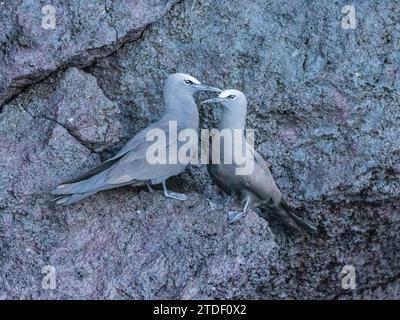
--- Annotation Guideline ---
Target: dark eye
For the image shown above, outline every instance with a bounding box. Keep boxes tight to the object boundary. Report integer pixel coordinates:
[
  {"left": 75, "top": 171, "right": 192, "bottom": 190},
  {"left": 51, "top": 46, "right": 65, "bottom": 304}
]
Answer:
[
  {"left": 184, "top": 79, "right": 194, "bottom": 85},
  {"left": 227, "top": 95, "right": 236, "bottom": 100}
]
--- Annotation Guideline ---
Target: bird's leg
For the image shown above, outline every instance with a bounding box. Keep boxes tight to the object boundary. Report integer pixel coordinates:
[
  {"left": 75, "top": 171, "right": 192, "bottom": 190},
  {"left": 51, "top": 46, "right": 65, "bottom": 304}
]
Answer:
[
  {"left": 227, "top": 198, "right": 251, "bottom": 223},
  {"left": 146, "top": 183, "right": 154, "bottom": 193},
  {"left": 162, "top": 181, "right": 188, "bottom": 201}
]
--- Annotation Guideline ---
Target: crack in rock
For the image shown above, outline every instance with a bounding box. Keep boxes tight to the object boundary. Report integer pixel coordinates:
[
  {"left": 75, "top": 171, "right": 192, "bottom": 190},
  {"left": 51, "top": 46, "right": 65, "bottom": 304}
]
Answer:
[
  {"left": 0, "top": 1, "right": 179, "bottom": 109},
  {"left": 21, "top": 104, "right": 98, "bottom": 155}
]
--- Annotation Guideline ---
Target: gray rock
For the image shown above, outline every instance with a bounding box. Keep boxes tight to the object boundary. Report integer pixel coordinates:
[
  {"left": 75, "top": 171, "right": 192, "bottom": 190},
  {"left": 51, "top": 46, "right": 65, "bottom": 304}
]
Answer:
[
  {"left": 0, "top": 0, "right": 178, "bottom": 107},
  {"left": 0, "top": 0, "right": 399, "bottom": 299}
]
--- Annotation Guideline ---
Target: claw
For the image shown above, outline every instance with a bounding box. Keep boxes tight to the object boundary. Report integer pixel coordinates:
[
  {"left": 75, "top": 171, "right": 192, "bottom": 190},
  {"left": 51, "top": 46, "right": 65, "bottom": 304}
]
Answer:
[{"left": 227, "top": 211, "right": 245, "bottom": 223}]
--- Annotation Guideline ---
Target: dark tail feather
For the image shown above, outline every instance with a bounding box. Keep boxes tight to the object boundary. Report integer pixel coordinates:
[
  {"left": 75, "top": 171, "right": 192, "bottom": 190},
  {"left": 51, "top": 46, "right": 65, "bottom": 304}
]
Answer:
[
  {"left": 60, "top": 157, "right": 122, "bottom": 185},
  {"left": 262, "top": 199, "right": 318, "bottom": 235},
  {"left": 52, "top": 192, "right": 94, "bottom": 205}
]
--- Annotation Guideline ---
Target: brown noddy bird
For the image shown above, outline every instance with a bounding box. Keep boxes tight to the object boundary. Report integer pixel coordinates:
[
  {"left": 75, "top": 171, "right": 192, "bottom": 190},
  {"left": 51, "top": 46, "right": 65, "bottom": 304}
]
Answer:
[
  {"left": 202, "top": 89, "right": 317, "bottom": 234},
  {"left": 51, "top": 73, "right": 221, "bottom": 205}
]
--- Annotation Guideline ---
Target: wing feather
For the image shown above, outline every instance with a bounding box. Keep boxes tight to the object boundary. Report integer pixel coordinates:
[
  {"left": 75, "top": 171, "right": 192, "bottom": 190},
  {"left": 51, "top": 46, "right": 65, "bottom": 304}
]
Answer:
[{"left": 105, "top": 118, "right": 194, "bottom": 184}]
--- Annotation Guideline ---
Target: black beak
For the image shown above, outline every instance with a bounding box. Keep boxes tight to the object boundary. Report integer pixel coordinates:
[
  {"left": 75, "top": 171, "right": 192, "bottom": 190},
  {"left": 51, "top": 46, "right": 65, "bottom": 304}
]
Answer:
[
  {"left": 192, "top": 83, "right": 222, "bottom": 92},
  {"left": 200, "top": 97, "right": 225, "bottom": 105}
]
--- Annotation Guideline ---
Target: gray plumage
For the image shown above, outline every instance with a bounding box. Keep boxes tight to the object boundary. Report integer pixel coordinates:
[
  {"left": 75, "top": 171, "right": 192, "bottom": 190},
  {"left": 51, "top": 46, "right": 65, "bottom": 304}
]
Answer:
[
  {"left": 202, "top": 89, "right": 317, "bottom": 234},
  {"left": 51, "top": 73, "right": 220, "bottom": 205}
]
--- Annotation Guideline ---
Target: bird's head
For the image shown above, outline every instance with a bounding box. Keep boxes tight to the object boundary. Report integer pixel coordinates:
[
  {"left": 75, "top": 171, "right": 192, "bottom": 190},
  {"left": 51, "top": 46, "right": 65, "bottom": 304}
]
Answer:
[
  {"left": 201, "top": 89, "right": 247, "bottom": 111},
  {"left": 165, "top": 73, "right": 221, "bottom": 95}
]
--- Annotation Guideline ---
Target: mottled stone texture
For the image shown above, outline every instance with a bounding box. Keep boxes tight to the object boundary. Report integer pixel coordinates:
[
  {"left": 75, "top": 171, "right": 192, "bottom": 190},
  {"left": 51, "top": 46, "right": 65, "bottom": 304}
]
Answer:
[
  {"left": 0, "top": 0, "right": 178, "bottom": 106},
  {"left": 0, "top": 0, "right": 399, "bottom": 299}
]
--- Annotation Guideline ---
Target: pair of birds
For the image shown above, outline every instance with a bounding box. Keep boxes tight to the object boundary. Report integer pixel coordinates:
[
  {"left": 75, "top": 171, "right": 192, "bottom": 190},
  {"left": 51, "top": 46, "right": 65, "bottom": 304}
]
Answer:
[{"left": 52, "top": 73, "right": 317, "bottom": 234}]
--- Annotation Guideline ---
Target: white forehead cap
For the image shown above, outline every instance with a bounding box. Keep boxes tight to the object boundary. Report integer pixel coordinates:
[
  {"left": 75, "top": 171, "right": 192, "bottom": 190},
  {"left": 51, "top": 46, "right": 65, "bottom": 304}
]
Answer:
[
  {"left": 174, "top": 73, "right": 201, "bottom": 84},
  {"left": 186, "top": 74, "right": 201, "bottom": 84},
  {"left": 219, "top": 89, "right": 242, "bottom": 98}
]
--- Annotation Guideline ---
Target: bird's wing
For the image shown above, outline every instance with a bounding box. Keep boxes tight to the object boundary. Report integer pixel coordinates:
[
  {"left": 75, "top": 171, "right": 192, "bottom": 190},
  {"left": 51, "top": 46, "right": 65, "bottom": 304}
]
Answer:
[
  {"left": 243, "top": 147, "right": 282, "bottom": 204},
  {"left": 103, "top": 119, "right": 191, "bottom": 185},
  {"left": 252, "top": 148, "right": 273, "bottom": 176},
  {"left": 59, "top": 118, "right": 169, "bottom": 185},
  {"left": 207, "top": 164, "right": 237, "bottom": 197},
  {"left": 110, "top": 117, "right": 168, "bottom": 160},
  {"left": 60, "top": 156, "right": 122, "bottom": 184}
]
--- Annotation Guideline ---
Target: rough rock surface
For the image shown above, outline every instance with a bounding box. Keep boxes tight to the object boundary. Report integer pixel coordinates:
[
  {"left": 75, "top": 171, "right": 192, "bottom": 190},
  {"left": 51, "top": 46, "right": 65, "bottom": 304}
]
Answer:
[
  {"left": 0, "top": 0, "right": 399, "bottom": 299},
  {"left": 0, "top": 0, "right": 178, "bottom": 106}
]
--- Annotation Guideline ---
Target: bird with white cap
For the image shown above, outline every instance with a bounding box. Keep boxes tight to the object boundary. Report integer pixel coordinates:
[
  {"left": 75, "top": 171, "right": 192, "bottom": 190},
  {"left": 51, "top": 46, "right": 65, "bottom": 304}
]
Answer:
[
  {"left": 51, "top": 73, "right": 221, "bottom": 205},
  {"left": 202, "top": 89, "right": 317, "bottom": 234}
]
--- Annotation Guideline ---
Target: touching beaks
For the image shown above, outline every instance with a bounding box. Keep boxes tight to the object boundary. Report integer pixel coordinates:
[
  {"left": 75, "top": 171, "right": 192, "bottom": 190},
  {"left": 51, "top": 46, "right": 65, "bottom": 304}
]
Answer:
[
  {"left": 200, "top": 97, "right": 226, "bottom": 105},
  {"left": 192, "top": 83, "right": 222, "bottom": 92}
]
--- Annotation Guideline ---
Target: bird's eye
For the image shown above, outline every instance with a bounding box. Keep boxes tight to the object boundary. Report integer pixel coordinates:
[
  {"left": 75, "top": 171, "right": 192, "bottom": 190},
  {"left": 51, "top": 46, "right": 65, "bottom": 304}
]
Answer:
[
  {"left": 227, "top": 95, "right": 236, "bottom": 100},
  {"left": 184, "top": 79, "right": 194, "bottom": 85}
]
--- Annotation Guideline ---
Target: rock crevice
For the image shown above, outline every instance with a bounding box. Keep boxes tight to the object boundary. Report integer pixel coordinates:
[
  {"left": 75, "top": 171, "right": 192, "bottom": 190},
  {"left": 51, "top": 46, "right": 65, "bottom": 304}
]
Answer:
[{"left": 0, "top": 0, "right": 399, "bottom": 299}]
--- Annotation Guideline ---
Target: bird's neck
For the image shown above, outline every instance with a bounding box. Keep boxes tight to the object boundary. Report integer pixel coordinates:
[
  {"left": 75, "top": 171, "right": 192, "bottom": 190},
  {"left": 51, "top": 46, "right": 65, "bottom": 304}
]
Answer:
[
  {"left": 215, "top": 107, "right": 249, "bottom": 165},
  {"left": 219, "top": 107, "right": 247, "bottom": 132},
  {"left": 164, "top": 90, "right": 199, "bottom": 129}
]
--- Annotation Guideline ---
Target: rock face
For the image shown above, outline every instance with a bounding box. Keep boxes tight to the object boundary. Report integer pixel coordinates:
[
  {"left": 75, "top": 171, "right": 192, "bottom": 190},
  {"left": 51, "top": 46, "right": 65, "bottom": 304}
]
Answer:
[
  {"left": 0, "top": 0, "right": 178, "bottom": 106},
  {"left": 0, "top": 0, "right": 399, "bottom": 299}
]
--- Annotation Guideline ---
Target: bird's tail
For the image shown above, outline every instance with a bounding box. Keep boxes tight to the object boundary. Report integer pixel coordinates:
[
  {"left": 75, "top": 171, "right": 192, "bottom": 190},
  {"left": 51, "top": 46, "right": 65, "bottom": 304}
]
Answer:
[
  {"left": 51, "top": 192, "right": 95, "bottom": 205},
  {"left": 261, "top": 199, "right": 317, "bottom": 235},
  {"left": 50, "top": 169, "right": 110, "bottom": 206},
  {"left": 50, "top": 157, "right": 124, "bottom": 200},
  {"left": 50, "top": 168, "right": 144, "bottom": 205},
  {"left": 51, "top": 169, "right": 109, "bottom": 196}
]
